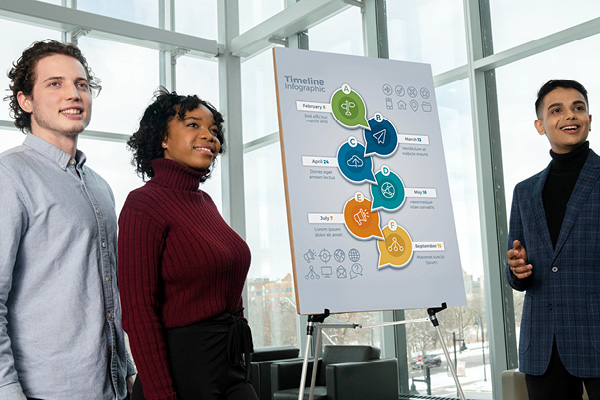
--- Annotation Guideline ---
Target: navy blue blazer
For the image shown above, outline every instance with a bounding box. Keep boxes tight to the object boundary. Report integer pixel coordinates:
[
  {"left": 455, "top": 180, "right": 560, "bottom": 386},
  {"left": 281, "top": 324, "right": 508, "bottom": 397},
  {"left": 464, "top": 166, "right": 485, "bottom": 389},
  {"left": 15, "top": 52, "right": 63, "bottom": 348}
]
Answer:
[{"left": 506, "top": 149, "right": 600, "bottom": 377}]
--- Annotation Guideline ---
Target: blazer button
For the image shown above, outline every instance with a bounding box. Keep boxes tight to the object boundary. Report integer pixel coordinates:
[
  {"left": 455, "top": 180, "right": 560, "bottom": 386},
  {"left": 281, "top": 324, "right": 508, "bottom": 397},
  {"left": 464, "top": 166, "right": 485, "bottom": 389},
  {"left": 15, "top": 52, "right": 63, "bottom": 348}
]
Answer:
[{"left": 552, "top": 266, "right": 558, "bottom": 273}]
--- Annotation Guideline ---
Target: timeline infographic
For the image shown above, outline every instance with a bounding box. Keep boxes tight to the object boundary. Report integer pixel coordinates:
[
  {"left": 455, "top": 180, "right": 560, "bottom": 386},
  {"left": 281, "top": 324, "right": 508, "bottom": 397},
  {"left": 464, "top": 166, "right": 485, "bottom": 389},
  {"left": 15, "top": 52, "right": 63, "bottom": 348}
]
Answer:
[{"left": 273, "top": 47, "right": 466, "bottom": 315}]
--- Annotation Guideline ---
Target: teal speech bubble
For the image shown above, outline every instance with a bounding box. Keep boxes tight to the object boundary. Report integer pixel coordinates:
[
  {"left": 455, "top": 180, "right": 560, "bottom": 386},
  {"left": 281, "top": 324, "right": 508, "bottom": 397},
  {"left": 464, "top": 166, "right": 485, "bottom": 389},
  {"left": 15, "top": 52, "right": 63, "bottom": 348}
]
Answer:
[
  {"left": 370, "top": 166, "right": 406, "bottom": 211},
  {"left": 331, "top": 84, "right": 369, "bottom": 129}
]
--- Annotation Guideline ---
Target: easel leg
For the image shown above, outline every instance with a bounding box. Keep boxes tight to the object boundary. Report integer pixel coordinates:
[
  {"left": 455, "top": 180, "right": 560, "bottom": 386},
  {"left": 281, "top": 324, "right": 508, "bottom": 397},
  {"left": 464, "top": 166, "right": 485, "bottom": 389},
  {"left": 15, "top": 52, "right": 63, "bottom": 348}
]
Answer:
[
  {"left": 298, "top": 310, "right": 330, "bottom": 400},
  {"left": 428, "top": 303, "right": 466, "bottom": 400}
]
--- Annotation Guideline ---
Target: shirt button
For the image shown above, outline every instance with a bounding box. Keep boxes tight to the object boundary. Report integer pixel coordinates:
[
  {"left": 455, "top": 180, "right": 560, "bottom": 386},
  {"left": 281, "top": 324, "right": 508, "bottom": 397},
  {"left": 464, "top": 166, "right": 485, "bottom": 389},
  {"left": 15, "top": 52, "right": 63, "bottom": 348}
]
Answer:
[
  {"left": 108, "top": 312, "right": 112, "bottom": 318},
  {"left": 552, "top": 266, "right": 558, "bottom": 273},
  {"left": 96, "top": 209, "right": 100, "bottom": 215},
  {"left": 101, "top": 241, "right": 106, "bottom": 248},
  {"left": 69, "top": 159, "right": 75, "bottom": 165},
  {"left": 105, "top": 276, "right": 110, "bottom": 282}
]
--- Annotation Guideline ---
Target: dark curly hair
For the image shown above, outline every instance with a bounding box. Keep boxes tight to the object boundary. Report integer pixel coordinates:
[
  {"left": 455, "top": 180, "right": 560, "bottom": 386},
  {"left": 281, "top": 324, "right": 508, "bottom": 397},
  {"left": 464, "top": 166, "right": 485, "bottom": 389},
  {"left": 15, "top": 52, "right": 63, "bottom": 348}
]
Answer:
[
  {"left": 5, "top": 39, "right": 101, "bottom": 133},
  {"left": 128, "top": 87, "right": 225, "bottom": 181}
]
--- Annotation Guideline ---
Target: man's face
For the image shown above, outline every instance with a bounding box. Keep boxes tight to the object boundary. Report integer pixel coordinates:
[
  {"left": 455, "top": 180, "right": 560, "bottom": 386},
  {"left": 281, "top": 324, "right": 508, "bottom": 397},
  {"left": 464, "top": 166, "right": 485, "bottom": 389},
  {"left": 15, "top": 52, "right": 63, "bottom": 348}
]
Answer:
[
  {"left": 17, "top": 54, "right": 92, "bottom": 139},
  {"left": 535, "top": 87, "right": 592, "bottom": 154}
]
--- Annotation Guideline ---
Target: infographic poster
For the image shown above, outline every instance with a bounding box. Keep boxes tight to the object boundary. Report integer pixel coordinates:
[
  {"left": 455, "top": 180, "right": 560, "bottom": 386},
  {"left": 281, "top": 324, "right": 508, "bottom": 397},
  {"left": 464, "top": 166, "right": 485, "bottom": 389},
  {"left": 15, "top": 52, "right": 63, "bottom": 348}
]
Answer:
[{"left": 273, "top": 47, "right": 466, "bottom": 315}]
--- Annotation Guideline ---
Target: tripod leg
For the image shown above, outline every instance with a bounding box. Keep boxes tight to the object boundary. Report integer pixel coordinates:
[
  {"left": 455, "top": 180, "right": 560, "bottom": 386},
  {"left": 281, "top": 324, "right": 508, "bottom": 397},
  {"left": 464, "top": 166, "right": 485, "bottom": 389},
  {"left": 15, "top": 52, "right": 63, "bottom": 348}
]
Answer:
[
  {"left": 298, "top": 322, "right": 313, "bottom": 400},
  {"left": 309, "top": 327, "right": 322, "bottom": 400},
  {"left": 434, "top": 323, "right": 466, "bottom": 400}
]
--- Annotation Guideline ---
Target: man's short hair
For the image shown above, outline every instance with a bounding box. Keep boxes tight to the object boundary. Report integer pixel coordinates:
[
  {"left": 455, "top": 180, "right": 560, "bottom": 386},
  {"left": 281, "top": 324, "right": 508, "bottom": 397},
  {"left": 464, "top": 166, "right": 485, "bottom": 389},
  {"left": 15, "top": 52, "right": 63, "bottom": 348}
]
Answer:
[
  {"left": 5, "top": 39, "right": 101, "bottom": 133},
  {"left": 535, "top": 79, "right": 588, "bottom": 119}
]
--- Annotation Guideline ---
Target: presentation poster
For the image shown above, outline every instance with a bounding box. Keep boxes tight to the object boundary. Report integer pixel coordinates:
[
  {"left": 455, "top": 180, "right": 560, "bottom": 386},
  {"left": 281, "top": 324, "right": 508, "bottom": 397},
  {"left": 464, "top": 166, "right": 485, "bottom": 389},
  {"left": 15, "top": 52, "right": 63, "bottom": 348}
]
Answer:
[{"left": 273, "top": 47, "right": 466, "bottom": 315}]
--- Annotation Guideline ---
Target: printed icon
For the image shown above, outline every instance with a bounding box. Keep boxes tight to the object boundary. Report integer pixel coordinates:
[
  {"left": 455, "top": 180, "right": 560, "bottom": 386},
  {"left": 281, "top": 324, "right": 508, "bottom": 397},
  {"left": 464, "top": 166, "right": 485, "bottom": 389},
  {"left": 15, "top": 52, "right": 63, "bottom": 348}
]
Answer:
[
  {"left": 377, "top": 221, "right": 414, "bottom": 268},
  {"left": 420, "top": 87, "right": 430, "bottom": 99},
  {"left": 395, "top": 85, "right": 405, "bottom": 96},
  {"left": 398, "top": 100, "right": 407, "bottom": 110},
  {"left": 350, "top": 263, "right": 363, "bottom": 279},
  {"left": 382, "top": 84, "right": 393, "bottom": 96},
  {"left": 336, "top": 265, "right": 347, "bottom": 279},
  {"left": 422, "top": 102, "right": 432, "bottom": 112},
  {"left": 354, "top": 208, "right": 369, "bottom": 226},
  {"left": 305, "top": 266, "right": 320, "bottom": 279},
  {"left": 347, "top": 155, "right": 364, "bottom": 168},
  {"left": 364, "top": 114, "right": 398, "bottom": 157},
  {"left": 381, "top": 182, "right": 395, "bottom": 199},
  {"left": 321, "top": 266, "right": 333, "bottom": 278},
  {"left": 348, "top": 248, "right": 361, "bottom": 262},
  {"left": 410, "top": 99, "right": 418, "bottom": 112},
  {"left": 303, "top": 249, "right": 316, "bottom": 263},
  {"left": 334, "top": 249, "right": 346, "bottom": 262},
  {"left": 407, "top": 86, "right": 417, "bottom": 98},
  {"left": 319, "top": 249, "right": 332, "bottom": 263},
  {"left": 388, "top": 237, "right": 404, "bottom": 252},
  {"left": 372, "top": 129, "right": 386, "bottom": 144},
  {"left": 385, "top": 98, "right": 393, "bottom": 110},
  {"left": 341, "top": 100, "right": 356, "bottom": 116}
]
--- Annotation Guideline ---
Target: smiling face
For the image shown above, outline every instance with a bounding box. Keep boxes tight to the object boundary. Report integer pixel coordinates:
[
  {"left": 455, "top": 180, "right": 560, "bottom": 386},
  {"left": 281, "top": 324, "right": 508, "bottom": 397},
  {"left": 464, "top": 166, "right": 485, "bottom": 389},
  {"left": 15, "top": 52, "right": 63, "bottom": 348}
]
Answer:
[
  {"left": 17, "top": 54, "right": 92, "bottom": 141},
  {"left": 535, "top": 87, "right": 592, "bottom": 154},
  {"left": 162, "top": 105, "right": 221, "bottom": 171}
]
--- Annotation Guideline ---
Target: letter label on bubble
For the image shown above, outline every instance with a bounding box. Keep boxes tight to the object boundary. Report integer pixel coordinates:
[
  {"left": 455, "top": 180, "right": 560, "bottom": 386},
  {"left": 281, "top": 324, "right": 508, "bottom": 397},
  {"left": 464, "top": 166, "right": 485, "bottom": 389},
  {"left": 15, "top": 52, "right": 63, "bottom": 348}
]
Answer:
[
  {"left": 343, "top": 195, "right": 384, "bottom": 240},
  {"left": 364, "top": 113, "right": 398, "bottom": 158},
  {"left": 371, "top": 167, "right": 406, "bottom": 212},
  {"left": 377, "top": 222, "right": 413, "bottom": 268},
  {"left": 331, "top": 84, "right": 370, "bottom": 129},
  {"left": 337, "top": 140, "right": 376, "bottom": 184}
]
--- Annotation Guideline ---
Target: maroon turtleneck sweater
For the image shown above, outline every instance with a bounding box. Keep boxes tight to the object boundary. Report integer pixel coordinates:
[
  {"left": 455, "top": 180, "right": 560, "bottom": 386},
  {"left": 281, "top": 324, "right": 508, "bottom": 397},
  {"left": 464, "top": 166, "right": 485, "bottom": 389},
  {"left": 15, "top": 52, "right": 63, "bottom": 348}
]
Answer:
[{"left": 118, "top": 158, "right": 251, "bottom": 400}]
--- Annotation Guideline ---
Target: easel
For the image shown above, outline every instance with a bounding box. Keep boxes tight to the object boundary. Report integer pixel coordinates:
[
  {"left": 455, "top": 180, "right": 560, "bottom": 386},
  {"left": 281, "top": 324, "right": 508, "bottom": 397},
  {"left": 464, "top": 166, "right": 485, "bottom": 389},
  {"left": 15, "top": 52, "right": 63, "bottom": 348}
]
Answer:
[{"left": 297, "top": 303, "right": 466, "bottom": 400}]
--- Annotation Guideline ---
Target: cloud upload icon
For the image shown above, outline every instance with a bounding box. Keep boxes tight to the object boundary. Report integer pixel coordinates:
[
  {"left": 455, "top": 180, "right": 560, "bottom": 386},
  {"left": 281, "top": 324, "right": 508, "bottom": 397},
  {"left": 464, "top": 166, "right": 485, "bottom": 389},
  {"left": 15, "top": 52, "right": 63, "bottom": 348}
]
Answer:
[{"left": 347, "top": 155, "right": 364, "bottom": 168}]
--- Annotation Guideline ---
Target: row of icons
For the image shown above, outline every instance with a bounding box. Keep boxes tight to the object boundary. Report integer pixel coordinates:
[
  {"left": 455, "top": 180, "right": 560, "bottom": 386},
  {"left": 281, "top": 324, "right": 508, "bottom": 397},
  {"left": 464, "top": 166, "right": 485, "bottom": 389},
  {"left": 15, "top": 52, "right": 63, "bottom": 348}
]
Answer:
[
  {"left": 305, "top": 264, "right": 363, "bottom": 280},
  {"left": 386, "top": 98, "right": 432, "bottom": 112},
  {"left": 303, "top": 248, "right": 361, "bottom": 264},
  {"left": 382, "top": 84, "right": 430, "bottom": 99}
]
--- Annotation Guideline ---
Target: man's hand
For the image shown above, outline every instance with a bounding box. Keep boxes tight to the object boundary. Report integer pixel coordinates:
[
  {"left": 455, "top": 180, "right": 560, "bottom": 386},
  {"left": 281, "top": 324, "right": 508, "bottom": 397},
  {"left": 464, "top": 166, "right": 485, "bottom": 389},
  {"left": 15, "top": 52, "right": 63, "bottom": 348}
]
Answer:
[
  {"left": 507, "top": 240, "right": 532, "bottom": 279},
  {"left": 127, "top": 374, "right": 136, "bottom": 398}
]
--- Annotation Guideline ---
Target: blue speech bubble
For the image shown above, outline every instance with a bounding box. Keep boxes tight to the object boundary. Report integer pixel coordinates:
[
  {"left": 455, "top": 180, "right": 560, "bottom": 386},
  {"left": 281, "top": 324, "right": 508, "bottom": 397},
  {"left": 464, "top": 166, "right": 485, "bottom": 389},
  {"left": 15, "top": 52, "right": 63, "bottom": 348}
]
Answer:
[
  {"left": 370, "top": 166, "right": 405, "bottom": 211},
  {"left": 364, "top": 113, "right": 398, "bottom": 157},
  {"left": 337, "top": 138, "right": 376, "bottom": 184}
]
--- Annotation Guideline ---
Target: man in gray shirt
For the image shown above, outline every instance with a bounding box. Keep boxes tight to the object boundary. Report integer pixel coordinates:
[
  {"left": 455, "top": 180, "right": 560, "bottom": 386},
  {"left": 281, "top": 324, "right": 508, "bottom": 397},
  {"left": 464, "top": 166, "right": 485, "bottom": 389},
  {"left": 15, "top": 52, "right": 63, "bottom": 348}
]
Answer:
[{"left": 0, "top": 40, "right": 135, "bottom": 399}]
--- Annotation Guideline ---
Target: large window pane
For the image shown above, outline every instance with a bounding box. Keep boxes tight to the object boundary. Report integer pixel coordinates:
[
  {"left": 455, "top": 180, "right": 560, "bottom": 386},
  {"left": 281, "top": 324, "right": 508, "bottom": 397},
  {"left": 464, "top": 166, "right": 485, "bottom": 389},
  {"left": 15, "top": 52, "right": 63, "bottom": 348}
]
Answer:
[
  {"left": 241, "top": 50, "right": 280, "bottom": 143},
  {"left": 496, "top": 35, "right": 600, "bottom": 348},
  {"left": 244, "top": 143, "right": 298, "bottom": 347},
  {"left": 308, "top": 6, "right": 363, "bottom": 56},
  {"left": 387, "top": 0, "right": 467, "bottom": 76},
  {"left": 174, "top": 0, "right": 217, "bottom": 39},
  {"left": 0, "top": 20, "right": 61, "bottom": 121},
  {"left": 490, "top": 0, "right": 600, "bottom": 54},
  {"left": 239, "top": 0, "right": 284, "bottom": 34},
  {"left": 406, "top": 80, "right": 490, "bottom": 398},
  {"left": 77, "top": 0, "right": 158, "bottom": 27},
  {"left": 78, "top": 38, "right": 159, "bottom": 134}
]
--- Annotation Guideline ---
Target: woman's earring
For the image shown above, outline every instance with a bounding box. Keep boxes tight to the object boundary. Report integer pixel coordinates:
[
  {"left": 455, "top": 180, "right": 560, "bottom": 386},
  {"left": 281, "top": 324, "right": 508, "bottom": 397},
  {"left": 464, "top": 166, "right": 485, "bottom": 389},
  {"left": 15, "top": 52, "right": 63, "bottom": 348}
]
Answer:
[{"left": 162, "top": 141, "right": 167, "bottom": 148}]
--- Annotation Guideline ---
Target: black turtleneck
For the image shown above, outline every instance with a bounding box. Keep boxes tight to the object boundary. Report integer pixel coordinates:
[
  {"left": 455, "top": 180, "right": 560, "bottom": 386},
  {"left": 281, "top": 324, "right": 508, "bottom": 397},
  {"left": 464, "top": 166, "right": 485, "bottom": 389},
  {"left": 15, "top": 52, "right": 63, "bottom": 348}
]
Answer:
[{"left": 542, "top": 141, "right": 590, "bottom": 248}]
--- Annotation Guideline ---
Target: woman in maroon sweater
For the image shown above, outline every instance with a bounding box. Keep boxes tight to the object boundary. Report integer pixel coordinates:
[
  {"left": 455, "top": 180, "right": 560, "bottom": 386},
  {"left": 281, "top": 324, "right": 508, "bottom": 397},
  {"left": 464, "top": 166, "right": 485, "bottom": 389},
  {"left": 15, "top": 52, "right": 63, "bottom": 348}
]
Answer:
[{"left": 118, "top": 89, "right": 258, "bottom": 400}]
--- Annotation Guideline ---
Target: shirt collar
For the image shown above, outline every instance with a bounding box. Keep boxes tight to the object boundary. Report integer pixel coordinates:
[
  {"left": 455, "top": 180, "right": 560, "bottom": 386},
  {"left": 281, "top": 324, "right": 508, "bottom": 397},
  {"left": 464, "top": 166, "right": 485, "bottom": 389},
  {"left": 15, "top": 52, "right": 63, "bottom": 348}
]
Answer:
[{"left": 23, "top": 133, "right": 87, "bottom": 170}]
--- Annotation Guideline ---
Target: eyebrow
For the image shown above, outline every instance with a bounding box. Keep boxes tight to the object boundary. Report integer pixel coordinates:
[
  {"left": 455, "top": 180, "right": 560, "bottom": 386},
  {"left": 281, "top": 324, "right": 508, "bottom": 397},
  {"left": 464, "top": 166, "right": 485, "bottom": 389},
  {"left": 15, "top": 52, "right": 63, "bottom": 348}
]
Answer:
[
  {"left": 547, "top": 100, "right": 586, "bottom": 110},
  {"left": 42, "top": 76, "right": 88, "bottom": 83}
]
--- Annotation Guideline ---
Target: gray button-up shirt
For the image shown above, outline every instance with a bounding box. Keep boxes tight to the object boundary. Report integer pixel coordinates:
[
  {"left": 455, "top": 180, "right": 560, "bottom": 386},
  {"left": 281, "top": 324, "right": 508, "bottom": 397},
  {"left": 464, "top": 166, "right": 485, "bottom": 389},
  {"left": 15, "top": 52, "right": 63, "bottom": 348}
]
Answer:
[{"left": 0, "top": 134, "right": 134, "bottom": 400}]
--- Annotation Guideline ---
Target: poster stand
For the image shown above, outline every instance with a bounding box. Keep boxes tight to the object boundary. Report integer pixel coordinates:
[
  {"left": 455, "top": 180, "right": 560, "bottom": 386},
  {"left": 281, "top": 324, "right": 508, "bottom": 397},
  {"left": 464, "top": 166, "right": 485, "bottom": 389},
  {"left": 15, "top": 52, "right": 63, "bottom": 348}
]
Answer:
[{"left": 297, "top": 303, "right": 465, "bottom": 400}]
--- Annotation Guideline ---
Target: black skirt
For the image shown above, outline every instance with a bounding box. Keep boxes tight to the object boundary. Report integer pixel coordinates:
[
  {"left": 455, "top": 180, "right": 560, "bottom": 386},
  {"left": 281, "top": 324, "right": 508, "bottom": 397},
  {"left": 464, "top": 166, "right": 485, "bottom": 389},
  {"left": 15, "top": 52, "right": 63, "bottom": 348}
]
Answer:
[{"left": 132, "top": 310, "right": 258, "bottom": 400}]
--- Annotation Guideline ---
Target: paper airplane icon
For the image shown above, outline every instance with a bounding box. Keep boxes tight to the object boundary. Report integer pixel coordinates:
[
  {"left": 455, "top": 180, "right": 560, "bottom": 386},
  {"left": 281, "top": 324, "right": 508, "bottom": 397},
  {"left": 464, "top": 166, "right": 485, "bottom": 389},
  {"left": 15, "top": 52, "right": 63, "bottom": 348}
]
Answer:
[{"left": 372, "top": 129, "right": 386, "bottom": 144}]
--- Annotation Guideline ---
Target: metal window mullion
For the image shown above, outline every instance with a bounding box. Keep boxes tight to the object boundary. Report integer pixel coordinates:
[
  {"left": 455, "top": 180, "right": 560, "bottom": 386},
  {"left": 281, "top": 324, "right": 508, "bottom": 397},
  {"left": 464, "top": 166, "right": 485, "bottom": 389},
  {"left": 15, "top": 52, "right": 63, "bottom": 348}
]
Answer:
[{"left": 464, "top": 1, "right": 516, "bottom": 399}]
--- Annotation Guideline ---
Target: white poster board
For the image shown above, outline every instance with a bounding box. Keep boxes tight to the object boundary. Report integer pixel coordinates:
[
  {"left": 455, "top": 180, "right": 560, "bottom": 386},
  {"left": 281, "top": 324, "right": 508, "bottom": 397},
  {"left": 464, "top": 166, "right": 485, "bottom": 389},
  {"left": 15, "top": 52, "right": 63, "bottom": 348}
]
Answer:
[{"left": 273, "top": 47, "right": 466, "bottom": 315}]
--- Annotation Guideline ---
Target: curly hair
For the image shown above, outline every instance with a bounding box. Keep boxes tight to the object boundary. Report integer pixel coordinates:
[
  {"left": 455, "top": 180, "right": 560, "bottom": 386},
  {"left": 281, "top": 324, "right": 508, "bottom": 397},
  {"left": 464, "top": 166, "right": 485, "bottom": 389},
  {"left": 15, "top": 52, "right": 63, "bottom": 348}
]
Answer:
[
  {"left": 5, "top": 39, "right": 101, "bottom": 133},
  {"left": 128, "top": 87, "right": 225, "bottom": 181}
]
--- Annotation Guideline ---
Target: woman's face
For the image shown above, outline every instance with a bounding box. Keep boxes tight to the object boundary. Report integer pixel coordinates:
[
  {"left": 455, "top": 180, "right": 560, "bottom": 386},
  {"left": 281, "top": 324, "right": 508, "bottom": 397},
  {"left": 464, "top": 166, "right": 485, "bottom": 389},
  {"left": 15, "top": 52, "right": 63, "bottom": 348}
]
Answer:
[{"left": 162, "top": 104, "right": 221, "bottom": 171}]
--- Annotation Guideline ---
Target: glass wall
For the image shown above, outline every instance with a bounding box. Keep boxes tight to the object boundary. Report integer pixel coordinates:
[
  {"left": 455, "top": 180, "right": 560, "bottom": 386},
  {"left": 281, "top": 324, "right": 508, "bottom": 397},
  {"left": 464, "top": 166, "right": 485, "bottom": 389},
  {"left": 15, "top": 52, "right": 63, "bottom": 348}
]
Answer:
[{"left": 3, "top": 1, "right": 600, "bottom": 397}]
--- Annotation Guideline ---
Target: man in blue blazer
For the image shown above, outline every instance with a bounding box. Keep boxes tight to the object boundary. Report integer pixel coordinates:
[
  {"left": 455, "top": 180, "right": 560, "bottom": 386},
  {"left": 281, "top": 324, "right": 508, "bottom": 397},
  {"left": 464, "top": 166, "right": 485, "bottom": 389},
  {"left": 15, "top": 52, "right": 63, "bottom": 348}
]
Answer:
[{"left": 507, "top": 79, "right": 600, "bottom": 399}]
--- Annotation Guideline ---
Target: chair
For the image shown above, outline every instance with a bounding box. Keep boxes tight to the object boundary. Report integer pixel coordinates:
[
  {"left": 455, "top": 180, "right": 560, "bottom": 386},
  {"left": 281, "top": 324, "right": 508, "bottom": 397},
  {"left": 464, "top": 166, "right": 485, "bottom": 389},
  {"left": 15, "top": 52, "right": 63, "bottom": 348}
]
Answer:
[
  {"left": 270, "top": 345, "right": 398, "bottom": 400},
  {"left": 501, "top": 369, "right": 589, "bottom": 400},
  {"left": 250, "top": 346, "right": 301, "bottom": 400}
]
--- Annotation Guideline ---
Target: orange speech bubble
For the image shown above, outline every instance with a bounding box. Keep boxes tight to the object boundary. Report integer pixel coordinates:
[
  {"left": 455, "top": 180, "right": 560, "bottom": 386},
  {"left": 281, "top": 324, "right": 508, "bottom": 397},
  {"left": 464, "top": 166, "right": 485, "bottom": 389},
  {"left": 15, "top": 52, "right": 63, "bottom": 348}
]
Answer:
[
  {"left": 343, "top": 193, "right": 383, "bottom": 240},
  {"left": 377, "top": 221, "right": 413, "bottom": 268}
]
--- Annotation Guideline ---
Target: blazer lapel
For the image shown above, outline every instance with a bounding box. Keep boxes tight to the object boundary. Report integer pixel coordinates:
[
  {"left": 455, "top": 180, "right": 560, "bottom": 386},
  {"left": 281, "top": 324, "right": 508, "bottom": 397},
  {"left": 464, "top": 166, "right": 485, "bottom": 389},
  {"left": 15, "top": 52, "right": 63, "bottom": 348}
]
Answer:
[
  {"left": 553, "top": 150, "right": 600, "bottom": 260},
  {"left": 532, "top": 165, "right": 554, "bottom": 255}
]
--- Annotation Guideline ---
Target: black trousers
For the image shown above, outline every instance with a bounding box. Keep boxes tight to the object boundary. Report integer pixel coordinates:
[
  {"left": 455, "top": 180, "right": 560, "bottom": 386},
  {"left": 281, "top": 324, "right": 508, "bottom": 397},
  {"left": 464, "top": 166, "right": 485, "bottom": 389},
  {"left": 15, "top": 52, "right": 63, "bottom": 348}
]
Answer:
[
  {"left": 526, "top": 342, "right": 600, "bottom": 400},
  {"left": 133, "top": 315, "right": 258, "bottom": 400}
]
